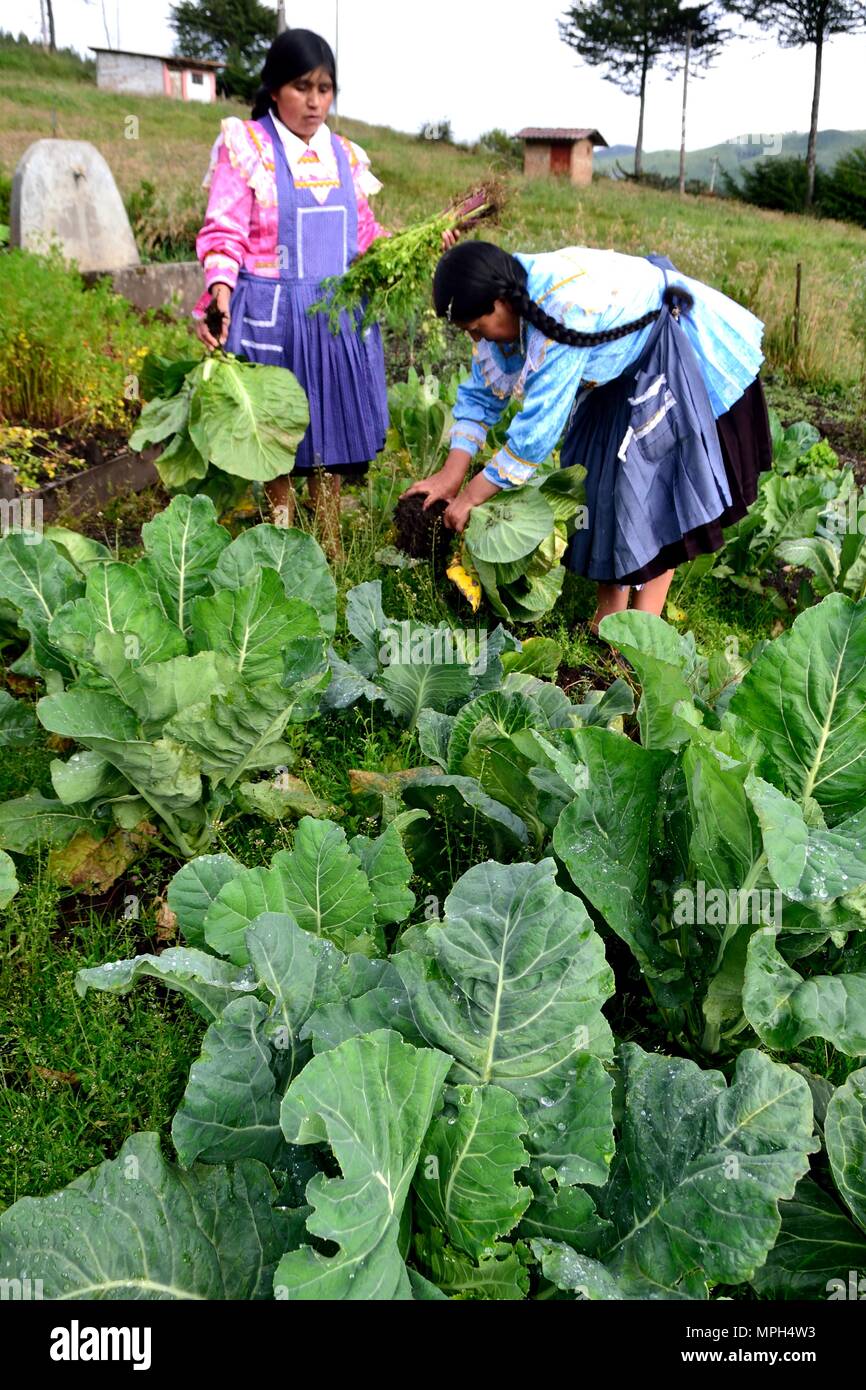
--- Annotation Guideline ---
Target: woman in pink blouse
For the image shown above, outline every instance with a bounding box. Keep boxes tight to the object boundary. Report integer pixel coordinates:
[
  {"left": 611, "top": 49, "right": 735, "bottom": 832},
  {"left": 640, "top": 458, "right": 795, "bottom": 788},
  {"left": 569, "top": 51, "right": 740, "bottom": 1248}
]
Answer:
[{"left": 193, "top": 30, "right": 405, "bottom": 557}]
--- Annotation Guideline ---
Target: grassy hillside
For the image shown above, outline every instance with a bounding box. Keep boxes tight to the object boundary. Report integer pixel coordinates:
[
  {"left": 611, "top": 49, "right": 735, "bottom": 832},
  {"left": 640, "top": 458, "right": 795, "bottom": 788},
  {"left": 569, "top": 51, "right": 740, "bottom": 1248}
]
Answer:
[
  {"left": 2, "top": 48, "right": 865, "bottom": 392},
  {"left": 596, "top": 128, "right": 866, "bottom": 182}
]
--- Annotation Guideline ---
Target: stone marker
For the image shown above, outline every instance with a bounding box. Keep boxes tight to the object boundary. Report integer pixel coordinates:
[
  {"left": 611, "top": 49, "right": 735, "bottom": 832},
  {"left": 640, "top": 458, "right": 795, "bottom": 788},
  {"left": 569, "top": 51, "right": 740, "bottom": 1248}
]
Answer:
[{"left": 11, "top": 139, "right": 140, "bottom": 272}]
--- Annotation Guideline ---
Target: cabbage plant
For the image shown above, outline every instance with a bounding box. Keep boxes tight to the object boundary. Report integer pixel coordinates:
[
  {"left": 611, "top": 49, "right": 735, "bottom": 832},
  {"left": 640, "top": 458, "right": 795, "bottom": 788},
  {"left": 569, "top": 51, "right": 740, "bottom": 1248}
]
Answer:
[{"left": 0, "top": 496, "right": 336, "bottom": 861}]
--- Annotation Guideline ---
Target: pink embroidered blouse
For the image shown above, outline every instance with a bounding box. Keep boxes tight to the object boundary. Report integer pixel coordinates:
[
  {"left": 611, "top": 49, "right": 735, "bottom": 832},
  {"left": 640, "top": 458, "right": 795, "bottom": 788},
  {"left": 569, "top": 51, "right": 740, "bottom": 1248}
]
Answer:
[{"left": 193, "top": 117, "right": 388, "bottom": 319}]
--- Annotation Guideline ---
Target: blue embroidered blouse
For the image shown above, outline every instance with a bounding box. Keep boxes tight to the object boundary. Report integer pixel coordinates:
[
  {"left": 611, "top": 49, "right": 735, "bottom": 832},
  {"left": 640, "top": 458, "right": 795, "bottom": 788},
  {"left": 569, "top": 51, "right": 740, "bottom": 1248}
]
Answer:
[{"left": 450, "top": 247, "right": 766, "bottom": 490}]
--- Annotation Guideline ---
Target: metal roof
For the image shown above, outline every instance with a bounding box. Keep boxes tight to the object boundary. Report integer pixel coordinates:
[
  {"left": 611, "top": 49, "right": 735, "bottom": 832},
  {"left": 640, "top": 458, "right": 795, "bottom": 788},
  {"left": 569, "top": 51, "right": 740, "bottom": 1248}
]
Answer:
[
  {"left": 516, "top": 127, "right": 608, "bottom": 146},
  {"left": 90, "top": 48, "right": 222, "bottom": 69}
]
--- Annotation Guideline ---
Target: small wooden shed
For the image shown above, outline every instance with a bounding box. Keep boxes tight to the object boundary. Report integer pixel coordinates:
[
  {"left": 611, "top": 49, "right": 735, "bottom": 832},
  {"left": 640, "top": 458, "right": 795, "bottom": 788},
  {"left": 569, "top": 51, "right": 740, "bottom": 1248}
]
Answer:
[{"left": 517, "top": 128, "right": 608, "bottom": 187}]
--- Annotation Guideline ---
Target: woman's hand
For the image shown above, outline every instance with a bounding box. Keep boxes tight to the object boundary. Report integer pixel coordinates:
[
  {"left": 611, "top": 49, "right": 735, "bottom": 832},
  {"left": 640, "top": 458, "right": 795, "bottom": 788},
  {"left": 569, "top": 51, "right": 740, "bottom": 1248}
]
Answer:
[
  {"left": 195, "top": 283, "right": 231, "bottom": 351},
  {"left": 443, "top": 472, "right": 501, "bottom": 533},
  {"left": 441, "top": 228, "right": 461, "bottom": 252},
  {"left": 402, "top": 450, "right": 471, "bottom": 509}
]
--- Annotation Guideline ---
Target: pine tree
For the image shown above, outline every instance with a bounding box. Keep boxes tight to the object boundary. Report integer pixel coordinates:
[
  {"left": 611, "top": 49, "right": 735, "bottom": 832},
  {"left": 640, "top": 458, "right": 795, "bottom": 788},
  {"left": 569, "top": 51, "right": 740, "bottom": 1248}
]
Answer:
[{"left": 724, "top": 2, "right": 866, "bottom": 207}]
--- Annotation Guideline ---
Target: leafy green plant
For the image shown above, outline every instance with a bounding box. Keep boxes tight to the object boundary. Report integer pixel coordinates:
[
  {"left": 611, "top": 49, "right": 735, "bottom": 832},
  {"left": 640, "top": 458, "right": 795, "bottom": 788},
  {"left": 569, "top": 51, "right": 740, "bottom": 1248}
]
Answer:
[
  {"left": 0, "top": 853, "right": 822, "bottom": 1300},
  {"left": 0, "top": 496, "right": 336, "bottom": 862},
  {"left": 130, "top": 351, "right": 310, "bottom": 494},
  {"left": 387, "top": 367, "right": 454, "bottom": 477},
  {"left": 459, "top": 463, "right": 587, "bottom": 622},
  {"left": 323, "top": 579, "right": 516, "bottom": 728}
]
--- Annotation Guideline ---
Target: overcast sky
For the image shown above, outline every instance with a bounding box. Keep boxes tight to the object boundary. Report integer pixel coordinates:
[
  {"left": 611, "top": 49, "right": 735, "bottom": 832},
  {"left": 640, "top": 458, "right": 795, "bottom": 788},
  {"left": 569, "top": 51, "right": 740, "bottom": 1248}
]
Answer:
[{"left": 8, "top": 0, "right": 866, "bottom": 150}]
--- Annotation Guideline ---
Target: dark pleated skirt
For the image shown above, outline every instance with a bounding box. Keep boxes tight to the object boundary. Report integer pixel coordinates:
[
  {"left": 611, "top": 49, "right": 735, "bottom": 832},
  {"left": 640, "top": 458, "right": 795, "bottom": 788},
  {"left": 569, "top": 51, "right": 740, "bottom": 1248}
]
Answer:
[
  {"left": 566, "top": 375, "right": 772, "bottom": 586},
  {"left": 615, "top": 376, "right": 773, "bottom": 585}
]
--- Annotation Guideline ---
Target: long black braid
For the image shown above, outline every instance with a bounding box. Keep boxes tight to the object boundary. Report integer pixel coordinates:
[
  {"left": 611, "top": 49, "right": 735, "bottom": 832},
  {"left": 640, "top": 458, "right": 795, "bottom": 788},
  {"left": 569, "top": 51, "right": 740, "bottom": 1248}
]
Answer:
[{"left": 433, "top": 241, "right": 693, "bottom": 348}]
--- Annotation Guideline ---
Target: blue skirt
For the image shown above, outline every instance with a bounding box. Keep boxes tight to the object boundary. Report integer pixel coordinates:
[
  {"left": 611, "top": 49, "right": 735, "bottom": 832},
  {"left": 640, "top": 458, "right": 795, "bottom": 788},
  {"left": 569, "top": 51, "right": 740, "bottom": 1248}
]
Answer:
[{"left": 226, "top": 272, "right": 388, "bottom": 474}]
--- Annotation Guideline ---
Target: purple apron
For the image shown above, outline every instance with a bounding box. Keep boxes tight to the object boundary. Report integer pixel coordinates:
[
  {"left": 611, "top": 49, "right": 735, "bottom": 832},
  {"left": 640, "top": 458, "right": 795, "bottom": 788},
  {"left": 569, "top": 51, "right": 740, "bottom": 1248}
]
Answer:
[{"left": 226, "top": 114, "right": 388, "bottom": 471}]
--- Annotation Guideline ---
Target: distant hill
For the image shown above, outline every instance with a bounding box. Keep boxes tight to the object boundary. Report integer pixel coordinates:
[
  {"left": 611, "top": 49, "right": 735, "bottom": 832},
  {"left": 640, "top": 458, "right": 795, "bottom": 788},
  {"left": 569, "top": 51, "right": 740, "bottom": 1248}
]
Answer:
[{"left": 595, "top": 129, "right": 866, "bottom": 182}]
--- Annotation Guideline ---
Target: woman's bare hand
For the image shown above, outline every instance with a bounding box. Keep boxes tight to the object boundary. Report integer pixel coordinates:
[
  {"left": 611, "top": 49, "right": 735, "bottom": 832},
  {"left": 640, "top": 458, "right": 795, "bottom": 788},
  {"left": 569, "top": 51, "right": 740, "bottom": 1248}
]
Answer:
[
  {"left": 195, "top": 284, "right": 231, "bottom": 351},
  {"left": 402, "top": 469, "right": 462, "bottom": 509},
  {"left": 441, "top": 228, "right": 461, "bottom": 251}
]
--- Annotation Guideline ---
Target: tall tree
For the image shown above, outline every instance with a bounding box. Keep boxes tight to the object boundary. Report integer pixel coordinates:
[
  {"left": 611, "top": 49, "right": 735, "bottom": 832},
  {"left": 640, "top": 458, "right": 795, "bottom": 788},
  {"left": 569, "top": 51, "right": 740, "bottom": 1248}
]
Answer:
[
  {"left": 559, "top": 1, "right": 722, "bottom": 178},
  {"left": 170, "top": 0, "right": 277, "bottom": 96},
  {"left": 674, "top": 5, "right": 728, "bottom": 194},
  {"left": 725, "top": 2, "right": 866, "bottom": 207}
]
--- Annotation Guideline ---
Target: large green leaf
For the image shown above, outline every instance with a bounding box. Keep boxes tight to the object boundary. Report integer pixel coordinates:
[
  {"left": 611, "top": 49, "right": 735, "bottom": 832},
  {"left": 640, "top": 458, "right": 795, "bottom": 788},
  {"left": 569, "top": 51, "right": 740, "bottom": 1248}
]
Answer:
[
  {"left": 275, "top": 1030, "right": 452, "bottom": 1300},
  {"left": 50, "top": 749, "right": 130, "bottom": 806},
  {"left": 750, "top": 1177, "right": 866, "bottom": 1299},
  {"left": 392, "top": 858, "right": 615, "bottom": 1182},
  {"left": 244, "top": 910, "right": 347, "bottom": 1072},
  {"left": 139, "top": 494, "right": 230, "bottom": 632},
  {"left": 744, "top": 927, "right": 866, "bottom": 1055},
  {"left": 598, "top": 611, "right": 694, "bottom": 750},
  {"left": 412, "top": 1084, "right": 531, "bottom": 1258},
  {"left": 75, "top": 946, "right": 256, "bottom": 1021},
  {"left": 745, "top": 772, "right": 866, "bottom": 903},
  {"left": 166, "top": 854, "right": 246, "bottom": 949},
  {"left": 39, "top": 690, "right": 202, "bottom": 811},
  {"left": 0, "top": 849, "right": 19, "bottom": 908},
  {"left": 466, "top": 486, "right": 555, "bottom": 564},
  {"left": 825, "top": 1066, "right": 866, "bottom": 1235},
  {"left": 0, "top": 792, "right": 101, "bottom": 853},
  {"left": 204, "top": 818, "right": 380, "bottom": 965},
  {"left": 0, "top": 1132, "right": 292, "bottom": 1299},
  {"left": 41, "top": 527, "right": 112, "bottom": 575},
  {"left": 191, "top": 356, "right": 309, "bottom": 482},
  {"left": 553, "top": 727, "right": 676, "bottom": 979},
  {"left": 413, "top": 1227, "right": 530, "bottom": 1300},
  {"left": 401, "top": 772, "right": 529, "bottom": 859},
  {"left": 0, "top": 690, "right": 35, "bottom": 746},
  {"left": 165, "top": 676, "right": 300, "bottom": 789},
  {"left": 0, "top": 532, "right": 83, "bottom": 674},
  {"left": 348, "top": 814, "right": 422, "bottom": 927},
  {"left": 190, "top": 568, "right": 321, "bottom": 682},
  {"left": 727, "top": 594, "right": 866, "bottom": 821},
  {"left": 588, "top": 1045, "right": 818, "bottom": 1298},
  {"left": 378, "top": 654, "right": 475, "bottom": 727},
  {"left": 214, "top": 526, "right": 336, "bottom": 636},
  {"left": 172, "top": 996, "right": 289, "bottom": 1168},
  {"left": 49, "top": 562, "right": 186, "bottom": 669}
]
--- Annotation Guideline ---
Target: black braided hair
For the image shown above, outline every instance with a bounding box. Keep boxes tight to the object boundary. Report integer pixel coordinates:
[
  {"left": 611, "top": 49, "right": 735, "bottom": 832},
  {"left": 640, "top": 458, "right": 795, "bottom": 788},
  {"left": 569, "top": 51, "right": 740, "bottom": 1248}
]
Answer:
[{"left": 432, "top": 240, "right": 694, "bottom": 348}]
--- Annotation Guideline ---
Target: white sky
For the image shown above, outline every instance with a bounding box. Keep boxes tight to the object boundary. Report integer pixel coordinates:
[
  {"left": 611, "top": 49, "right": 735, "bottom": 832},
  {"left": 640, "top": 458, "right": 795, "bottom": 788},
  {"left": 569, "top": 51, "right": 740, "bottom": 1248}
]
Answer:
[{"left": 5, "top": 0, "right": 866, "bottom": 150}]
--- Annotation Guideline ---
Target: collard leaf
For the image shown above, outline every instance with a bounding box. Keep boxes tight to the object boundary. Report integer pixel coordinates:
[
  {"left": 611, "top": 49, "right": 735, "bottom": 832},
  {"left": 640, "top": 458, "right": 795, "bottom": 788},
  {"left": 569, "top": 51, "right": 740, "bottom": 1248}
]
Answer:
[
  {"left": 0, "top": 792, "right": 101, "bottom": 853},
  {"left": 236, "top": 777, "right": 331, "bottom": 822},
  {"left": 165, "top": 677, "right": 298, "bottom": 789},
  {"left": 139, "top": 494, "right": 230, "bottom": 632},
  {"left": 190, "top": 568, "right": 321, "bottom": 682},
  {"left": 401, "top": 773, "right": 529, "bottom": 859},
  {"left": 744, "top": 927, "right": 866, "bottom": 1056},
  {"left": 349, "top": 813, "right": 423, "bottom": 927},
  {"left": 41, "top": 527, "right": 112, "bottom": 574},
  {"left": 466, "top": 486, "right": 555, "bottom": 564},
  {"left": 244, "top": 910, "right": 347, "bottom": 1072},
  {"left": 0, "top": 1132, "right": 291, "bottom": 1299},
  {"left": 825, "top": 1066, "right": 866, "bottom": 1235},
  {"left": 204, "top": 818, "right": 380, "bottom": 965},
  {"left": 591, "top": 1045, "right": 818, "bottom": 1298},
  {"left": 75, "top": 946, "right": 257, "bottom": 1022},
  {"left": 0, "top": 849, "right": 19, "bottom": 908},
  {"left": 192, "top": 356, "right": 309, "bottom": 482},
  {"left": 553, "top": 727, "right": 676, "bottom": 979},
  {"left": 172, "top": 996, "right": 289, "bottom": 1168},
  {"left": 50, "top": 750, "right": 129, "bottom": 806},
  {"left": 214, "top": 526, "right": 336, "bottom": 636},
  {"left": 0, "top": 690, "right": 35, "bottom": 746},
  {"left": 727, "top": 593, "right": 866, "bottom": 821},
  {"left": 0, "top": 532, "right": 83, "bottom": 674},
  {"left": 745, "top": 772, "right": 866, "bottom": 904},
  {"left": 531, "top": 1239, "right": 626, "bottom": 1300},
  {"left": 166, "top": 854, "right": 247, "bottom": 950},
  {"left": 413, "top": 1227, "right": 530, "bottom": 1300},
  {"left": 276, "top": 1030, "right": 452, "bottom": 1300},
  {"left": 750, "top": 1178, "right": 866, "bottom": 1299},
  {"left": 598, "top": 611, "right": 693, "bottom": 750},
  {"left": 50, "top": 562, "right": 186, "bottom": 668},
  {"left": 413, "top": 1084, "right": 531, "bottom": 1258}
]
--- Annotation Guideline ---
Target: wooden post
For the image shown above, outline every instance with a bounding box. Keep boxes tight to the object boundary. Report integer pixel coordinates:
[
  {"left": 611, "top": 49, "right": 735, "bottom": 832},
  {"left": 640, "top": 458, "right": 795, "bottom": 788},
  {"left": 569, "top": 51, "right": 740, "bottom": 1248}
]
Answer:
[
  {"left": 793, "top": 261, "right": 803, "bottom": 357},
  {"left": 708, "top": 155, "right": 720, "bottom": 195}
]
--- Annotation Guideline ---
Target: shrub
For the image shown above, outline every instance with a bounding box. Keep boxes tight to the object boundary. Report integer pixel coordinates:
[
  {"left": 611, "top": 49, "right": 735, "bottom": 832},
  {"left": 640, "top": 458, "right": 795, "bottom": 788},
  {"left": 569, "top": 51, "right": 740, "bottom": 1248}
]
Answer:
[{"left": 0, "top": 250, "right": 196, "bottom": 430}]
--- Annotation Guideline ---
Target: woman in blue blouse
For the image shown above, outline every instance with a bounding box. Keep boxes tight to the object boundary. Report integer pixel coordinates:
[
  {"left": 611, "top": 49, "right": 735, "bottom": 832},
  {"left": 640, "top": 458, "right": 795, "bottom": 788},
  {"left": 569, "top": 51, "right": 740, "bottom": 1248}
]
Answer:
[{"left": 404, "top": 241, "right": 771, "bottom": 632}]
